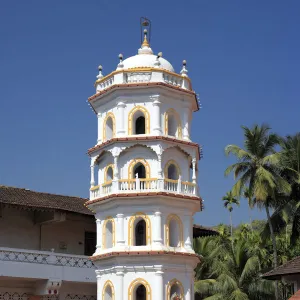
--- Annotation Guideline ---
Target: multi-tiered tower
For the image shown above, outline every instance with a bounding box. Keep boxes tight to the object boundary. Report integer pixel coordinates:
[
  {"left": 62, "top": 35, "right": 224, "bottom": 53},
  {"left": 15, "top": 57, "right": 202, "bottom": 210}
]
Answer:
[{"left": 86, "top": 22, "right": 202, "bottom": 300}]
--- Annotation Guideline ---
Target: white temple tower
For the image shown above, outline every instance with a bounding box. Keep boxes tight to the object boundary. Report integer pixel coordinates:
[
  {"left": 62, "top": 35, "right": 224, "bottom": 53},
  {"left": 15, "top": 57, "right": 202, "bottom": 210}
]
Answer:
[{"left": 86, "top": 20, "right": 202, "bottom": 300}]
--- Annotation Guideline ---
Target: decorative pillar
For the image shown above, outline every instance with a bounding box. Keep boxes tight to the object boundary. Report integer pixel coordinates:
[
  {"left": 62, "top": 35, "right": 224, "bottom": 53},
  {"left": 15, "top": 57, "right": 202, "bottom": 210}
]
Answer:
[
  {"left": 153, "top": 211, "right": 163, "bottom": 246},
  {"left": 152, "top": 97, "right": 161, "bottom": 135},
  {"left": 154, "top": 270, "right": 164, "bottom": 300},
  {"left": 192, "top": 158, "right": 196, "bottom": 184},
  {"left": 96, "top": 219, "right": 102, "bottom": 254},
  {"left": 96, "top": 271, "right": 101, "bottom": 300},
  {"left": 157, "top": 153, "right": 162, "bottom": 178},
  {"left": 112, "top": 155, "right": 119, "bottom": 192},
  {"left": 182, "top": 105, "right": 190, "bottom": 140},
  {"left": 116, "top": 270, "right": 124, "bottom": 300},
  {"left": 116, "top": 214, "right": 125, "bottom": 246},
  {"left": 97, "top": 113, "right": 102, "bottom": 144},
  {"left": 185, "top": 285, "right": 192, "bottom": 300},
  {"left": 183, "top": 215, "right": 192, "bottom": 250},
  {"left": 117, "top": 101, "right": 126, "bottom": 136},
  {"left": 90, "top": 165, "right": 95, "bottom": 187}
]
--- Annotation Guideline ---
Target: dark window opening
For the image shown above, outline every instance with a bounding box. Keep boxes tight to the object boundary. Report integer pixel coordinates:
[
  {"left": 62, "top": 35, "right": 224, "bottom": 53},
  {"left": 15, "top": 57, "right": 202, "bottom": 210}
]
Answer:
[
  {"left": 84, "top": 231, "right": 96, "bottom": 256},
  {"left": 135, "top": 220, "right": 146, "bottom": 246},
  {"left": 136, "top": 284, "right": 146, "bottom": 300},
  {"left": 134, "top": 163, "right": 146, "bottom": 179},
  {"left": 135, "top": 116, "right": 145, "bottom": 134},
  {"left": 168, "top": 164, "right": 179, "bottom": 180}
]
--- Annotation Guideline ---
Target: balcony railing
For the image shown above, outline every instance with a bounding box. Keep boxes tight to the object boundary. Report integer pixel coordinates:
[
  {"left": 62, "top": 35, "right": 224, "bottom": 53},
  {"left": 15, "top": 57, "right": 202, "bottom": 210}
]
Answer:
[
  {"left": 0, "top": 247, "right": 95, "bottom": 268},
  {"left": 95, "top": 69, "right": 192, "bottom": 92},
  {"left": 90, "top": 177, "right": 197, "bottom": 200}
]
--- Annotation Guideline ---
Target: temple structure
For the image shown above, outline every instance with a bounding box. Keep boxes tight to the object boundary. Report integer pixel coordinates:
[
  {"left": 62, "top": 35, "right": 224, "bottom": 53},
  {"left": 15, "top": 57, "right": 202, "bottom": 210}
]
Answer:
[{"left": 85, "top": 21, "right": 202, "bottom": 300}]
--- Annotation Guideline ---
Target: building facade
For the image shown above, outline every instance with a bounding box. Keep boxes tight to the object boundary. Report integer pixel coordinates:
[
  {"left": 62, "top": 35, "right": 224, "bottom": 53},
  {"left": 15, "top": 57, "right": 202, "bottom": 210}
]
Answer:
[
  {"left": 0, "top": 186, "right": 97, "bottom": 300},
  {"left": 86, "top": 26, "right": 202, "bottom": 300}
]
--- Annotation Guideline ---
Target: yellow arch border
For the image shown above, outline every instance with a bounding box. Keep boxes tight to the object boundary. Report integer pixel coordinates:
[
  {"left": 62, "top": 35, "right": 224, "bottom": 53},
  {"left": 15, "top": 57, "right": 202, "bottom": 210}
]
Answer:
[
  {"left": 103, "top": 164, "right": 114, "bottom": 184},
  {"left": 128, "top": 158, "right": 151, "bottom": 179},
  {"left": 128, "top": 278, "right": 152, "bottom": 300},
  {"left": 165, "top": 214, "right": 184, "bottom": 247},
  {"left": 102, "top": 280, "right": 115, "bottom": 300},
  {"left": 164, "top": 159, "right": 181, "bottom": 179},
  {"left": 103, "top": 112, "right": 116, "bottom": 141},
  {"left": 166, "top": 278, "right": 184, "bottom": 299},
  {"left": 102, "top": 216, "right": 115, "bottom": 249},
  {"left": 128, "top": 105, "right": 150, "bottom": 135},
  {"left": 128, "top": 212, "right": 152, "bottom": 246},
  {"left": 164, "top": 108, "right": 182, "bottom": 138}
]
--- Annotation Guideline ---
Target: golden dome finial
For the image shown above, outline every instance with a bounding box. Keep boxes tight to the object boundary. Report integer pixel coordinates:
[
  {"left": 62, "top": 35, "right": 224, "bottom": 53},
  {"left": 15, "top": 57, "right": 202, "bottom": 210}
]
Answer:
[{"left": 142, "top": 29, "right": 150, "bottom": 48}]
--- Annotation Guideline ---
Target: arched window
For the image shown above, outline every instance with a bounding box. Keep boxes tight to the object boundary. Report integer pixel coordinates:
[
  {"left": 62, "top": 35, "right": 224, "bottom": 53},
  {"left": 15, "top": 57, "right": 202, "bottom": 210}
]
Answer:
[
  {"left": 128, "top": 106, "right": 150, "bottom": 135},
  {"left": 135, "top": 285, "right": 146, "bottom": 300},
  {"left": 164, "top": 160, "right": 181, "bottom": 180},
  {"left": 167, "top": 279, "right": 184, "bottom": 300},
  {"left": 135, "top": 116, "right": 145, "bottom": 135},
  {"left": 128, "top": 213, "right": 151, "bottom": 246},
  {"left": 102, "top": 218, "right": 115, "bottom": 249},
  {"left": 104, "top": 165, "right": 114, "bottom": 183},
  {"left": 128, "top": 159, "right": 150, "bottom": 179},
  {"left": 169, "top": 219, "right": 180, "bottom": 247},
  {"left": 103, "top": 113, "right": 115, "bottom": 141},
  {"left": 102, "top": 281, "right": 115, "bottom": 300},
  {"left": 135, "top": 219, "right": 146, "bottom": 246},
  {"left": 164, "top": 108, "right": 182, "bottom": 138},
  {"left": 128, "top": 279, "right": 151, "bottom": 300},
  {"left": 165, "top": 214, "right": 183, "bottom": 248},
  {"left": 134, "top": 163, "right": 146, "bottom": 179}
]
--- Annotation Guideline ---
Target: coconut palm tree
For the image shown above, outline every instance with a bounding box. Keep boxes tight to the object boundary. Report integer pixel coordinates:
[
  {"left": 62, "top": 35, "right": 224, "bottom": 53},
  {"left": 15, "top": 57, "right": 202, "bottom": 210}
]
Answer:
[
  {"left": 222, "top": 191, "right": 239, "bottom": 249},
  {"left": 194, "top": 238, "right": 274, "bottom": 300},
  {"left": 225, "top": 124, "right": 292, "bottom": 300},
  {"left": 243, "top": 187, "right": 255, "bottom": 230}
]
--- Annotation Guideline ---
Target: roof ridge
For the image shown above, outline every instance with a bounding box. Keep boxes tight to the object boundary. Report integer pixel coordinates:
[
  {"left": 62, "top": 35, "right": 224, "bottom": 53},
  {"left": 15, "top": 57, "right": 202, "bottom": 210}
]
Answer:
[{"left": 0, "top": 185, "right": 88, "bottom": 200}]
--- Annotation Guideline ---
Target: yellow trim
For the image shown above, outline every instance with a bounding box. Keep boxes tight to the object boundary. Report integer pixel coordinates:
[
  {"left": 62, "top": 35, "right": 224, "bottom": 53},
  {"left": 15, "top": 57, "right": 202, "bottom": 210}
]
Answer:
[
  {"left": 102, "top": 280, "right": 115, "bottom": 300},
  {"left": 128, "top": 212, "right": 152, "bottom": 246},
  {"left": 128, "top": 158, "right": 150, "bottom": 179},
  {"left": 103, "top": 112, "right": 116, "bottom": 142},
  {"left": 164, "top": 178, "right": 178, "bottom": 184},
  {"left": 128, "top": 105, "right": 150, "bottom": 135},
  {"left": 102, "top": 180, "right": 112, "bottom": 187},
  {"left": 102, "top": 216, "right": 115, "bottom": 249},
  {"left": 94, "top": 68, "right": 192, "bottom": 86},
  {"left": 164, "top": 108, "right": 182, "bottom": 138},
  {"left": 128, "top": 278, "right": 152, "bottom": 300},
  {"left": 165, "top": 214, "right": 184, "bottom": 247},
  {"left": 104, "top": 164, "right": 114, "bottom": 183},
  {"left": 182, "top": 181, "right": 196, "bottom": 186},
  {"left": 119, "top": 178, "right": 136, "bottom": 183},
  {"left": 164, "top": 159, "right": 181, "bottom": 179},
  {"left": 90, "top": 185, "right": 100, "bottom": 191},
  {"left": 166, "top": 278, "right": 184, "bottom": 299}
]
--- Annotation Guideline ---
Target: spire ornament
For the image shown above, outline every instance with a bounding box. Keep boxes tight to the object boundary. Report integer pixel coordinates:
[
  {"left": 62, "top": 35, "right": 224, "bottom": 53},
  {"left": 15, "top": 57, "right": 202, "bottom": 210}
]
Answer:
[
  {"left": 96, "top": 65, "right": 103, "bottom": 79},
  {"left": 180, "top": 60, "right": 188, "bottom": 77},
  {"left": 141, "top": 29, "right": 150, "bottom": 48},
  {"left": 117, "top": 53, "right": 124, "bottom": 69}
]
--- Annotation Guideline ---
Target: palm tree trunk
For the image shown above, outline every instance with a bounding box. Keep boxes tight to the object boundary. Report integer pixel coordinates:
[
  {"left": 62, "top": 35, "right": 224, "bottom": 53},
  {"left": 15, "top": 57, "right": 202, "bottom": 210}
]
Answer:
[
  {"left": 230, "top": 211, "right": 234, "bottom": 252},
  {"left": 266, "top": 205, "right": 279, "bottom": 300},
  {"left": 248, "top": 205, "right": 253, "bottom": 231}
]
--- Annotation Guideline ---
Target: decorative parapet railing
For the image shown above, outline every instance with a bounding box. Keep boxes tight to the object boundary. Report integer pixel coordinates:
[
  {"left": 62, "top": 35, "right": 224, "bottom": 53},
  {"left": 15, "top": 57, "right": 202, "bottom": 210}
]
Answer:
[
  {"left": 0, "top": 247, "right": 95, "bottom": 268},
  {"left": 95, "top": 68, "right": 192, "bottom": 92},
  {"left": 90, "top": 177, "right": 197, "bottom": 200}
]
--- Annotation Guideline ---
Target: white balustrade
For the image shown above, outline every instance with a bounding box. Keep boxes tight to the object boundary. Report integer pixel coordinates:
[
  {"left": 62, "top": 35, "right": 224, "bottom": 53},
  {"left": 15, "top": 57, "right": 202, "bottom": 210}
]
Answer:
[
  {"left": 96, "top": 75, "right": 114, "bottom": 91},
  {"left": 90, "top": 178, "right": 197, "bottom": 200},
  {"left": 163, "top": 73, "right": 182, "bottom": 87},
  {"left": 126, "top": 72, "right": 151, "bottom": 83},
  {"left": 0, "top": 247, "right": 95, "bottom": 268}
]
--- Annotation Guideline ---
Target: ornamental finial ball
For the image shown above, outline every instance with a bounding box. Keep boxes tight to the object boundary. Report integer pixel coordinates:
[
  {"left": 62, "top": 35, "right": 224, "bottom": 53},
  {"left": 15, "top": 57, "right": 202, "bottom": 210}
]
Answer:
[
  {"left": 144, "top": 29, "right": 148, "bottom": 34},
  {"left": 119, "top": 53, "right": 123, "bottom": 60},
  {"left": 98, "top": 65, "right": 102, "bottom": 71},
  {"left": 183, "top": 60, "right": 187, "bottom": 66},
  {"left": 158, "top": 52, "right": 163, "bottom": 58}
]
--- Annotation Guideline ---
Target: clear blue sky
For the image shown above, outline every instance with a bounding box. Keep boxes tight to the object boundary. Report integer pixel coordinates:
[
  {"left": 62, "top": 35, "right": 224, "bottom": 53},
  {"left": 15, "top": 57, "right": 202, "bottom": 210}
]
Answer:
[{"left": 0, "top": 0, "right": 299, "bottom": 226}]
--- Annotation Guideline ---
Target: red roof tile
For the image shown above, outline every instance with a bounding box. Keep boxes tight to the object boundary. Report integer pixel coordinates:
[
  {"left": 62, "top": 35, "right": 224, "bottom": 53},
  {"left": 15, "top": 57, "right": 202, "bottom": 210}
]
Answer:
[{"left": 290, "top": 290, "right": 300, "bottom": 299}]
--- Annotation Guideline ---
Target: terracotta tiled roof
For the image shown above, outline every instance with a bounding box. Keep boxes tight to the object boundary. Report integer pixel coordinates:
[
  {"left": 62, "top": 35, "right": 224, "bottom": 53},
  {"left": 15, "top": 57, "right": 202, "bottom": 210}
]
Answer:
[
  {"left": 91, "top": 250, "right": 200, "bottom": 262},
  {"left": 263, "top": 256, "right": 300, "bottom": 280},
  {"left": 87, "top": 136, "right": 202, "bottom": 158},
  {"left": 193, "top": 224, "right": 219, "bottom": 237},
  {"left": 290, "top": 290, "right": 300, "bottom": 299},
  {"left": 0, "top": 185, "right": 92, "bottom": 215}
]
